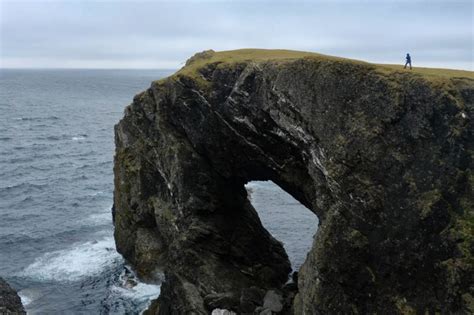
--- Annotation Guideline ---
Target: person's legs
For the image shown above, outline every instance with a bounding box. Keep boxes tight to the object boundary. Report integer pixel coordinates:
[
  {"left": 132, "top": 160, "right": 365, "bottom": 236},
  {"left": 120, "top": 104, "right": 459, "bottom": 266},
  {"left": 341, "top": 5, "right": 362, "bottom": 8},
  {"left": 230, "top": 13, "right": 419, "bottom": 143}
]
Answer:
[
  {"left": 409, "top": 61, "right": 412, "bottom": 70},
  {"left": 404, "top": 62, "right": 408, "bottom": 69}
]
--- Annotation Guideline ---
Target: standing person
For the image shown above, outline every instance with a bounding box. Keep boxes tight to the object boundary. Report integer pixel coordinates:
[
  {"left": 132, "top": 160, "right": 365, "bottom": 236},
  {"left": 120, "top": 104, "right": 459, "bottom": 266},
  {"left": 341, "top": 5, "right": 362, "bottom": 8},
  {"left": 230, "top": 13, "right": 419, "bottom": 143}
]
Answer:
[{"left": 404, "top": 53, "right": 412, "bottom": 69}]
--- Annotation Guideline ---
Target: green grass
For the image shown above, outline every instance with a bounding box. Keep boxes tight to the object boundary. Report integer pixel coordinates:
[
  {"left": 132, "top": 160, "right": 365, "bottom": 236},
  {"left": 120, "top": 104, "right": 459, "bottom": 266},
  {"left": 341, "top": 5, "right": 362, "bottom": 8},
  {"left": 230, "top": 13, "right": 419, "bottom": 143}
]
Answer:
[
  {"left": 174, "top": 48, "right": 474, "bottom": 82},
  {"left": 176, "top": 48, "right": 363, "bottom": 79},
  {"left": 376, "top": 64, "right": 474, "bottom": 80}
]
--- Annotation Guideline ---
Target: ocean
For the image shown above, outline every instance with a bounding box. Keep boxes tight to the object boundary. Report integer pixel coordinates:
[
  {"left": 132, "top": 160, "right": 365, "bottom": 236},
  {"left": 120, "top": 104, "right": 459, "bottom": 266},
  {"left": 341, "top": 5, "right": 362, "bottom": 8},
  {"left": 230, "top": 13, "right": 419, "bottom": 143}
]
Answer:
[{"left": 0, "top": 69, "right": 318, "bottom": 314}]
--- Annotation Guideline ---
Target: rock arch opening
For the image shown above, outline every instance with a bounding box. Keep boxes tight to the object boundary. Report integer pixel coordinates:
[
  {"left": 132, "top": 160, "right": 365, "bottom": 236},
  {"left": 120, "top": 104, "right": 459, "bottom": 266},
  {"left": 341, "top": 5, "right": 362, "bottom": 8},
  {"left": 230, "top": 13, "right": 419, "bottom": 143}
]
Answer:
[{"left": 246, "top": 180, "right": 319, "bottom": 272}]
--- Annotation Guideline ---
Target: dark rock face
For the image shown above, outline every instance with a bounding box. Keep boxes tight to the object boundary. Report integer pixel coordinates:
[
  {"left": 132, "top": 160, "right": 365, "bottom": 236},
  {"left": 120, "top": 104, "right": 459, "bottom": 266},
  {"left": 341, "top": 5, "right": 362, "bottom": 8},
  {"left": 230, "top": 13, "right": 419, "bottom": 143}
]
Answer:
[
  {"left": 114, "top": 50, "right": 474, "bottom": 314},
  {"left": 0, "top": 278, "right": 26, "bottom": 315}
]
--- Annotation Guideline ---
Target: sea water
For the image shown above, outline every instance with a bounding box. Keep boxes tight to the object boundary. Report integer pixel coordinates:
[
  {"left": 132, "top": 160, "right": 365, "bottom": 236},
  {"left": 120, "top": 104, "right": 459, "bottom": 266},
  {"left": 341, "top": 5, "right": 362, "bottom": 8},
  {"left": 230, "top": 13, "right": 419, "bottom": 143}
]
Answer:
[{"left": 0, "top": 69, "right": 317, "bottom": 314}]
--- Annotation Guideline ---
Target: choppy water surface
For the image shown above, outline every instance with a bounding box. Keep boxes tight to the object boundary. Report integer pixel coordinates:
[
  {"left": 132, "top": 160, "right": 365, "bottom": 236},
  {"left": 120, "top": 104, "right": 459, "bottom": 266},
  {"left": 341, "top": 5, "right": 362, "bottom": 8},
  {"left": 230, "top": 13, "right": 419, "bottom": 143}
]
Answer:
[
  {"left": 0, "top": 69, "right": 170, "bottom": 314},
  {"left": 0, "top": 69, "right": 318, "bottom": 314}
]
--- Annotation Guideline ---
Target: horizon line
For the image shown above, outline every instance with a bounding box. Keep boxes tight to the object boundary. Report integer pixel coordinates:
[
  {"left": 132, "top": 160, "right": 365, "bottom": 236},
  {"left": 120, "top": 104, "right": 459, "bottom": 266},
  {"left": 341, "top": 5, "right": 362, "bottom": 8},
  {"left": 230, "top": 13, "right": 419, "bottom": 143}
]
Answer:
[
  {"left": 0, "top": 62, "right": 472, "bottom": 72},
  {"left": 0, "top": 67, "right": 180, "bottom": 71}
]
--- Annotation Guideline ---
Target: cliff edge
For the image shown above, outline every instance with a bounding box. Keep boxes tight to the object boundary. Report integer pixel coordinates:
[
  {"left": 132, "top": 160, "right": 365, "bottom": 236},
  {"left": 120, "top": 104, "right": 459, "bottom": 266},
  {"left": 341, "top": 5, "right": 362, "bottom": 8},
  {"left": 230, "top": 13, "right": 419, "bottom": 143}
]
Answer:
[{"left": 113, "top": 49, "right": 474, "bottom": 314}]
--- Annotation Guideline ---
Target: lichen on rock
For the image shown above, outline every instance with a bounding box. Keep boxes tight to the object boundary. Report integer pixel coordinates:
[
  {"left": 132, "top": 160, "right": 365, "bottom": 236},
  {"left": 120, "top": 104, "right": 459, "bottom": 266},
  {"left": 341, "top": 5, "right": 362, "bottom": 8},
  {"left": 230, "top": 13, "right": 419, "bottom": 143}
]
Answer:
[{"left": 114, "top": 49, "right": 474, "bottom": 314}]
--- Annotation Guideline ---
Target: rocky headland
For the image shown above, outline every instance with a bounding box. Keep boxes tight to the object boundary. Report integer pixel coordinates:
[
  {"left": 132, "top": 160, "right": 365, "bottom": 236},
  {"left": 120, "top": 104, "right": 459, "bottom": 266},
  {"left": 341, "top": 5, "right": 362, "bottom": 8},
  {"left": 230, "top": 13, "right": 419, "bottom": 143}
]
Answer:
[{"left": 113, "top": 49, "right": 474, "bottom": 314}]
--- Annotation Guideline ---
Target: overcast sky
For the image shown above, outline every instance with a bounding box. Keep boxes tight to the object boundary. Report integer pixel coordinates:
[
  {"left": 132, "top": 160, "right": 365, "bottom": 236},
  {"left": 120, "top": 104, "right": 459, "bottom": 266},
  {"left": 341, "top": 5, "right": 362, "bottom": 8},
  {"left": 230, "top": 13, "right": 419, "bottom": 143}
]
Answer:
[{"left": 0, "top": 0, "right": 472, "bottom": 70}]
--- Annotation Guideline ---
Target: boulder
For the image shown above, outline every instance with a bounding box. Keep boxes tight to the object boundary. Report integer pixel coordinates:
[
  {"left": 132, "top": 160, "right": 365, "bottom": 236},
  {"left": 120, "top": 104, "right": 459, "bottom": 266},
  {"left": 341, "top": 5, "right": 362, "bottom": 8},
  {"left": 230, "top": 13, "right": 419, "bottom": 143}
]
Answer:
[{"left": 263, "top": 290, "right": 283, "bottom": 312}]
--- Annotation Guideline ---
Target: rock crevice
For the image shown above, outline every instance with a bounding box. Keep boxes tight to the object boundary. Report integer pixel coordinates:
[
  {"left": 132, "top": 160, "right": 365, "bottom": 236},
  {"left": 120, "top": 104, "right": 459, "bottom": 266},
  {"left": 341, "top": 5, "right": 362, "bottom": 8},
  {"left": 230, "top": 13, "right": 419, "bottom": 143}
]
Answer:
[{"left": 114, "top": 49, "right": 474, "bottom": 314}]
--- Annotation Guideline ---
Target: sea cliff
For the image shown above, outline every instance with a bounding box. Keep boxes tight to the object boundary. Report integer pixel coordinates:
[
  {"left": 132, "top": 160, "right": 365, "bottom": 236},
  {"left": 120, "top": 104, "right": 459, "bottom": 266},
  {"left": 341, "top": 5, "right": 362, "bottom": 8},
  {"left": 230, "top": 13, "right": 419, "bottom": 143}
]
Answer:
[{"left": 113, "top": 49, "right": 474, "bottom": 314}]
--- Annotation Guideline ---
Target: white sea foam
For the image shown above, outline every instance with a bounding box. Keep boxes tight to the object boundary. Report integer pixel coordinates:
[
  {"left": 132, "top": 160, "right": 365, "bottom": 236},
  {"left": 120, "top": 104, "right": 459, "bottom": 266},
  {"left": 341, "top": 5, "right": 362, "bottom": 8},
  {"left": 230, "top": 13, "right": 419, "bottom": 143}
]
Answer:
[
  {"left": 18, "top": 292, "right": 32, "bottom": 306},
  {"left": 18, "top": 288, "right": 43, "bottom": 306},
  {"left": 19, "top": 237, "right": 122, "bottom": 282},
  {"left": 112, "top": 281, "right": 161, "bottom": 301},
  {"left": 108, "top": 266, "right": 162, "bottom": 314},
  {"left": 72, "top": 136, "right": 86, "bottom": 141}
]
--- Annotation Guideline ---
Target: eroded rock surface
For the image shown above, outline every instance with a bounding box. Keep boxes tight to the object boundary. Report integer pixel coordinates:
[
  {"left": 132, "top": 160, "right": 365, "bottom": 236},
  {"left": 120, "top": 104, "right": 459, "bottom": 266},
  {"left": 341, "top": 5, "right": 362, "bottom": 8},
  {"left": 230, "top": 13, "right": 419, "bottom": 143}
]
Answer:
[
  {"left": 114, "top": 49, "right": 474, "bottom": 314},
  {"left": 0, "top": 278, "right": 26, "bottom": 315}
]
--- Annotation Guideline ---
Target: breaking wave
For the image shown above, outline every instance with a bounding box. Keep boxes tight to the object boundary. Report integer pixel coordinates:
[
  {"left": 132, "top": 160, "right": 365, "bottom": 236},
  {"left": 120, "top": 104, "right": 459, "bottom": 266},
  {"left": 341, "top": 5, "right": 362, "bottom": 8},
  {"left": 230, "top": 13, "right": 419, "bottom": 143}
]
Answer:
[{"left": 19, "top": 237, "right": 121, "bottom": 282}]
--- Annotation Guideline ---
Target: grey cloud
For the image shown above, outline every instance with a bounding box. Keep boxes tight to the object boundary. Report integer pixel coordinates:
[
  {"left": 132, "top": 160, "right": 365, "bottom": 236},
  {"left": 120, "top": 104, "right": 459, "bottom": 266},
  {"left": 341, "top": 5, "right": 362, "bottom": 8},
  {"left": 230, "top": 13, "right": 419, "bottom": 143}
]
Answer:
[{"left": 0, "top": 0, "right": 472, "bottom": 69}]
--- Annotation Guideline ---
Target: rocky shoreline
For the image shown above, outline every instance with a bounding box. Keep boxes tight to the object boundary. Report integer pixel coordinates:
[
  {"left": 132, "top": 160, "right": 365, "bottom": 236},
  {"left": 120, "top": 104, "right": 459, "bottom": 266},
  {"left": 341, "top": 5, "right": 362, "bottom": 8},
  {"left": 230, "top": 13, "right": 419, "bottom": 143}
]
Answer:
[
  {"left": 113, "top": 49, "right": 473, "bottom": 314},
  {"left": 0, "top": 278, "right": 25, "bottom": 315}
]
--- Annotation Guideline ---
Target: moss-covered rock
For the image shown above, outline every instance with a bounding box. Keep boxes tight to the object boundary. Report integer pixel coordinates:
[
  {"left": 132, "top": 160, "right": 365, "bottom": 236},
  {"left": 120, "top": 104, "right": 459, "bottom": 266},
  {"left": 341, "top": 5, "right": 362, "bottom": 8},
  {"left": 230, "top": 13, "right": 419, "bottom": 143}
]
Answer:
[{"left": 114, "top": 49, "right": 474, "bottom": 314}]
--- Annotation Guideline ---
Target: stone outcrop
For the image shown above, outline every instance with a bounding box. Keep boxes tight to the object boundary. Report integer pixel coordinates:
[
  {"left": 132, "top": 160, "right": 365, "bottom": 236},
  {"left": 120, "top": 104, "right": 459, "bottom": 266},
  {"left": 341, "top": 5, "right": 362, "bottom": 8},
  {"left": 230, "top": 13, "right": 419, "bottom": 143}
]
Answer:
[
  {"left": 113, "top": 49, "right": 474, "bottom": 314},
  {"left": 0, "top": 277, "right": 26, "bottom": 315}
]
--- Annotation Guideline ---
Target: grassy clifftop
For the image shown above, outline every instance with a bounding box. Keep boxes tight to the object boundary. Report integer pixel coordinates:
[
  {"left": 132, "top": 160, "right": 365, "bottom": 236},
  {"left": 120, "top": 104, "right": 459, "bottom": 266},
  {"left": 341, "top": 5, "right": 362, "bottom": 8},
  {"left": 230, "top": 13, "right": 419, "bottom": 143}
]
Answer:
[{"left": 176, "top": 48, "right": 474, "bottom": 82}]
